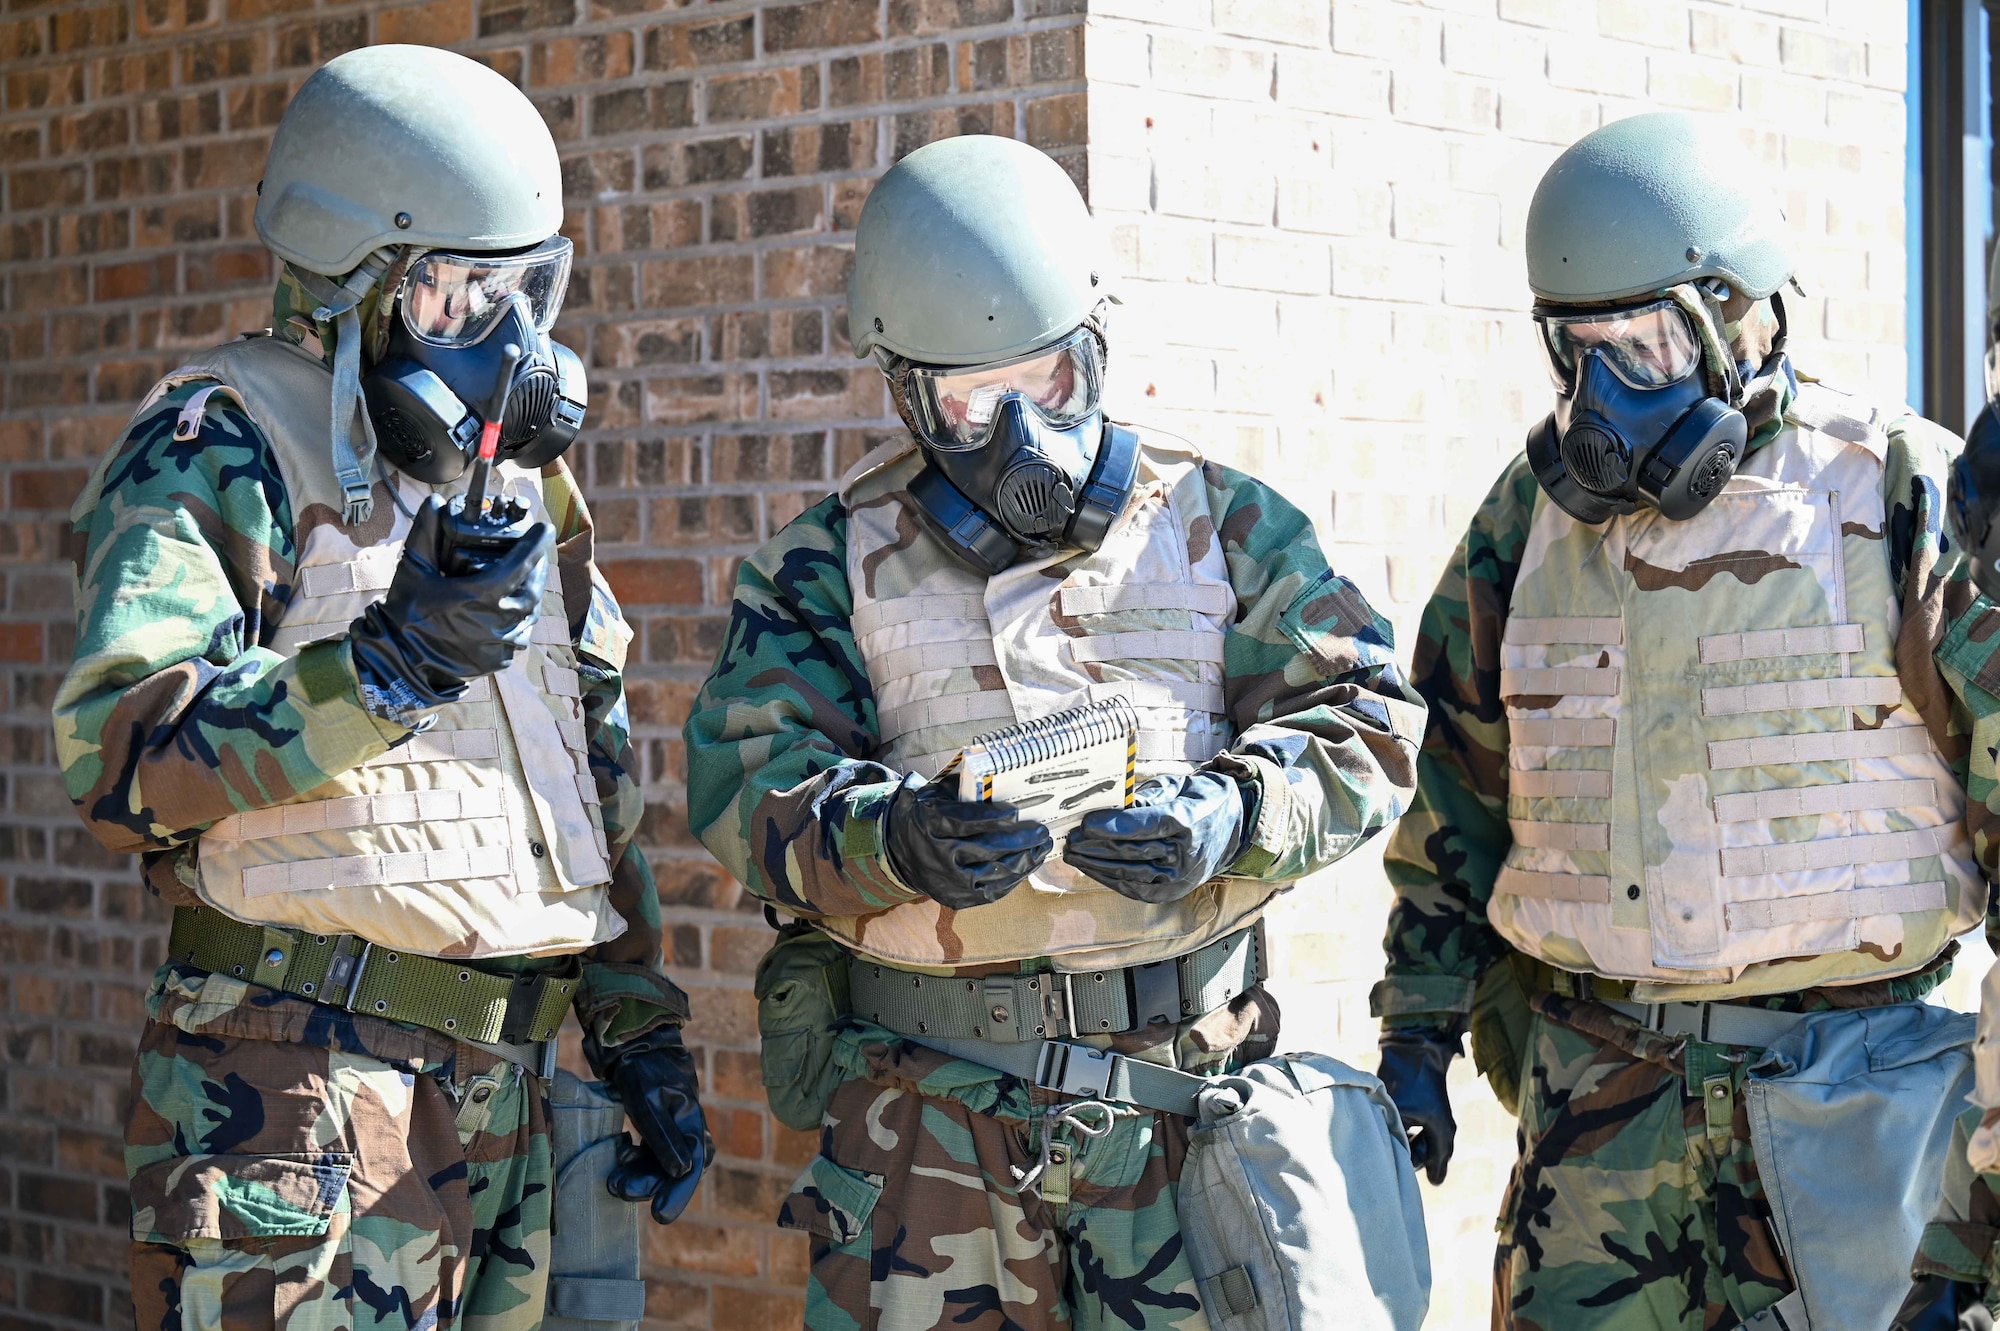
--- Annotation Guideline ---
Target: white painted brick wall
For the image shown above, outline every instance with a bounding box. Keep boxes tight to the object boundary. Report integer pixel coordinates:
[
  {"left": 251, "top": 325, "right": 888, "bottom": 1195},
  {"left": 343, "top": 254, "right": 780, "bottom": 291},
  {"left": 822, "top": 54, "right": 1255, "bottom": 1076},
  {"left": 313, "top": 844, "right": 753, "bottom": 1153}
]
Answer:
[{"left": 1084, "top": 3, "right": 1960, "bottom": 1324}]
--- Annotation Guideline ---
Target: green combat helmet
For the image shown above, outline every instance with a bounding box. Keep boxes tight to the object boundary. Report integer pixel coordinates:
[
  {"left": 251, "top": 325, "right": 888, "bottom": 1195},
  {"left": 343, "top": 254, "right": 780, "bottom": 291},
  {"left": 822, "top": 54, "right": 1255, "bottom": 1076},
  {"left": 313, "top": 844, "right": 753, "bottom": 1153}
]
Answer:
[
  {"left": 848, "top": 135, "right": 1108, "bottom": 367},
  {"left": 254, "top": 45, "right": 564, "bottom": 521},
  {"left": 1525, "top": 111, "right": 1794, "bottom": 307},
  {"left": 1521, "top": 113, "right": 1797, "bottom": 524}
]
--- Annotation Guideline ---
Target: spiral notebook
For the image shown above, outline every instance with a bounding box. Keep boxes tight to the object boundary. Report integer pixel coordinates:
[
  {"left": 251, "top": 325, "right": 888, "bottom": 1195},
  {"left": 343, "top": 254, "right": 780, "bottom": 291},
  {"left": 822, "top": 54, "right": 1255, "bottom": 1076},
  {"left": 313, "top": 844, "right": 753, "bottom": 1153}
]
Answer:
[{"left": 938, "top": 698, "right": 1139, "bottom": 837}]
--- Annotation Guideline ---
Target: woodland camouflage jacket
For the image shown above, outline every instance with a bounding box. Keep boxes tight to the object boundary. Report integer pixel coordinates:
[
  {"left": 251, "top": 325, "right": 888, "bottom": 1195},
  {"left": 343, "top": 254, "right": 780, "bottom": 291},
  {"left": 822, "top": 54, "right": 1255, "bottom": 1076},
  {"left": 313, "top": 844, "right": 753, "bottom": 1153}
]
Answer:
[
  {"left": 683, "top": 456, "right": 1427, "bottom": 946},
  {"left": 54, "top": 378, "right": 682, "bottom": 1048},
  {"left": 1377, "top": 375, "right": 2000, "bottom": 1040}
]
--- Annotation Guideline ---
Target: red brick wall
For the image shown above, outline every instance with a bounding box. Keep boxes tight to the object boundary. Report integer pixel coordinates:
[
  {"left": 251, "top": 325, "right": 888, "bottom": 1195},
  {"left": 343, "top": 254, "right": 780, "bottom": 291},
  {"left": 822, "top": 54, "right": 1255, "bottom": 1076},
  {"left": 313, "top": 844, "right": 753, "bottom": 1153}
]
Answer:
[{"left": 0, "top": 2, "right": 1082, "bottom": 1327}]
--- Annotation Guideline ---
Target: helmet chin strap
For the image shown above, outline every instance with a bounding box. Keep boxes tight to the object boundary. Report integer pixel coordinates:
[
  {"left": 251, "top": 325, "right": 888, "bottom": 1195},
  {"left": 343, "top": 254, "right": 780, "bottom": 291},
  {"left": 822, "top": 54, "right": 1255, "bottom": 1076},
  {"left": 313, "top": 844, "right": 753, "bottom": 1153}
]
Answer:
[{"left": 289, "top": 247, "right": 400, "bottom": 525}]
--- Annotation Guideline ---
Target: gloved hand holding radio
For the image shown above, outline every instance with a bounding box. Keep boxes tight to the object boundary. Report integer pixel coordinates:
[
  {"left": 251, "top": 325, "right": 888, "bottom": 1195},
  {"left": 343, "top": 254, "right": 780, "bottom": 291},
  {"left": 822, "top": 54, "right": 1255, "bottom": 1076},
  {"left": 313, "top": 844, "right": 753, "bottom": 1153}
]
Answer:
[
  {"left": 1378, "top": 1030, "right": 1459, "bottom": 1185},
  {"left": 883, "top": 773, "right": 1054, "bottom": 911},
  {"left": 348, "top": 493, "right": 551, "bottom": 726},
  {"left": 1062, "top": 767, "right": 1250, "bottom": 903},
  {"left": 585, "top": 1024, "right": 712, "bottom": 1225}
]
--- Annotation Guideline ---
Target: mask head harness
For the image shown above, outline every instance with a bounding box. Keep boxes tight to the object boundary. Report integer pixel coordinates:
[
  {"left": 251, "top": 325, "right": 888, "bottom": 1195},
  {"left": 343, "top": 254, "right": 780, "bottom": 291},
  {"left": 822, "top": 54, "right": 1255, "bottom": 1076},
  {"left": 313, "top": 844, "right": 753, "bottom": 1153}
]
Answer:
[
  {"left": 892, "top": 323, "right": 1139, "bottom": 575},
  {"left": 359, "top": 236, "right": 587, "bottom": 485},
  {"left": 1526, "top": 280, "right": 1783, "bottom": 524}
]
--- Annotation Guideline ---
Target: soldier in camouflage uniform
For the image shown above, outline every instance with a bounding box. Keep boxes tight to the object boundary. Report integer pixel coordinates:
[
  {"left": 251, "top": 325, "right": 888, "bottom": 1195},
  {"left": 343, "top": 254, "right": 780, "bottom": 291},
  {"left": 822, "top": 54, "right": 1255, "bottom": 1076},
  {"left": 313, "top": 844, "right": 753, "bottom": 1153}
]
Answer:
[
  {"left": 1373, "top": 112, "right": 1998, "bottom": 1330},
  {"left": 683, "top": 135, "right": 1426, "bottom": 1331},
  {"left": 55, "top": 47, "right": 705, "bottom": 1331}
]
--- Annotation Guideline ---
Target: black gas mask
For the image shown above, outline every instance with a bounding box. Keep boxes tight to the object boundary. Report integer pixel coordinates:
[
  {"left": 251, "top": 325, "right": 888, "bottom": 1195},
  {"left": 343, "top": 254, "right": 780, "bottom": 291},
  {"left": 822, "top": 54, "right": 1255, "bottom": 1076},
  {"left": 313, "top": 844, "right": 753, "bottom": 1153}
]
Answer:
[
  {"left": 1950, "top": 395, "right": 2000, "bottom": 600},
  {"left": 362, "top": 238, "right": 586, "bottom": 484},
  {"left": 899, "top": 326, "right": 1138, "bottom": 575},
  {"left": 1525, "top": 289, "right": 1765, "bottom": 524}
]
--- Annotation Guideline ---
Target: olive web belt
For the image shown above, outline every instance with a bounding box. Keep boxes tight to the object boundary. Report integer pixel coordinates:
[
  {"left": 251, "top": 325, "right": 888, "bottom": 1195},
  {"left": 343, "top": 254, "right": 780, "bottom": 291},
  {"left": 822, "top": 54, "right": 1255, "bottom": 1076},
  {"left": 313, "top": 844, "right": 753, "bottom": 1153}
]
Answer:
[
  {"left": 845, "top": 924, "right": 1262, "bottom": 1044},
  {"left": 168, "top": 905, "right": 575, "bottom": 1073}
]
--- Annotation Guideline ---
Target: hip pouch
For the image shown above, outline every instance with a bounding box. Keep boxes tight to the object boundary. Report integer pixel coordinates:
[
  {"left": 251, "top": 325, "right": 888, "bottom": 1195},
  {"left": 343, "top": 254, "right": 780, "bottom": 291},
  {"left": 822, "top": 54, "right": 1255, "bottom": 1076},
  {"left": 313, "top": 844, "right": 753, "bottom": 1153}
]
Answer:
[
  {"left": 1744, "top": 1003, "right": 1975, "bottom": 1331},
  {"left": 1175, "top": 1053, "right": 1431, "bottom": 1331},
  {"left": 546, "top": 1070, "right": 645, "bottom": 1331},
  {"left": 754, "top": 923, "right": 852, "bottom": 1132}
]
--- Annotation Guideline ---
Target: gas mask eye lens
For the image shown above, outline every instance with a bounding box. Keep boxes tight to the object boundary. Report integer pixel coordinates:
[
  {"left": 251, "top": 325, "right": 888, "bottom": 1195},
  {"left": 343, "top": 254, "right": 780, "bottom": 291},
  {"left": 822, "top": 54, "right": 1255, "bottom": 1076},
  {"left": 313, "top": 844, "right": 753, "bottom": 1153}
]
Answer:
[
  {"left": 1538, "top": 299, "right": 1701, "bottom": 393},
  {"left": 906, "top": 328, "right": 1104, "bottom": 450},
  {"left": 399, "top": 236, "right": 573, "bottom": 347}
]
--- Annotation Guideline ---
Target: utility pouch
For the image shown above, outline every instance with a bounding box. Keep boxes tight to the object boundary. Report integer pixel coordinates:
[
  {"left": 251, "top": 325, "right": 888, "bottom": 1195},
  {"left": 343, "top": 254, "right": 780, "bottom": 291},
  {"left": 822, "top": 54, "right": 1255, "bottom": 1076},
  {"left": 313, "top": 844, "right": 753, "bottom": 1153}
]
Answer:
[
  {"left": 1176, "top": 1053, "right": 1430, "bottom": 1331},
  {"left": 1469, "top": 954, "right": 1537, "bottom": 1116},
  {"left": 1744, "top": 1003, "right": 1976, "bottom": 1331},
  {"left": 546, "top": 1071, "right": 645, "bottom": 1331},
  {"left": 755, "top": 924, "right": 851, "bottom": 1132}
]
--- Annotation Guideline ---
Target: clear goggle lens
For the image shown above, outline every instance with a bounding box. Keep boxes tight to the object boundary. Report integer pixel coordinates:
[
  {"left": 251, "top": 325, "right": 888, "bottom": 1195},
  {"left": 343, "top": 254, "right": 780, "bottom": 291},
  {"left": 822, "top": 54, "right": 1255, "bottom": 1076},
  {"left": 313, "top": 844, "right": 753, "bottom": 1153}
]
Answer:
[
  {"left": 399, "top": 237, "right": 573, "bottom": 347},
  {"left": 1537, "top": 299, "right": 1703, "bottom": 392},
  {"left": 905, "top": 328, "right": 1103, "bottom": 450}
]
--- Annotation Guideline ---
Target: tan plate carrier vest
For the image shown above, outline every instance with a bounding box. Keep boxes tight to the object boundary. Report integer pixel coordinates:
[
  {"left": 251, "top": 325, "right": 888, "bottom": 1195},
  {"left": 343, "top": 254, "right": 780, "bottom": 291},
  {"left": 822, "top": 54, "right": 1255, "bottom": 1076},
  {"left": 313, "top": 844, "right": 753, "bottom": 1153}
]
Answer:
[
  {"left": 1491, "top": 382, "right": 1982, "bottom": 998},
  {"left": 138, "top": 336, "right": 622, "bottom": 960},
  {"left": 827, "top": 427, "right": 1282, "bottom": 972}
]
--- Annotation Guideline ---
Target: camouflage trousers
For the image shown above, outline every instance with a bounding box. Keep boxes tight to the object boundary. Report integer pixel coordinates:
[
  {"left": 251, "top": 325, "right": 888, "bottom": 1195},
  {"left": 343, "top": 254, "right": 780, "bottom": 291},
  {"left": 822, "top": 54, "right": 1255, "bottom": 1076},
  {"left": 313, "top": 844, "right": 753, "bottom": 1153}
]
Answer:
[
  {"left": 1910, "top": 1104, "right": 2000, "bottom": 1313},
  {"left": 1494, "top": 996, "right": 1794, "bottom": 1330},
  {"left": 125, "top": 965, "right": 553, "bottom": 1331},
  {"left": 778, "top": 990, "right": 1278, "bottom": 1331}
]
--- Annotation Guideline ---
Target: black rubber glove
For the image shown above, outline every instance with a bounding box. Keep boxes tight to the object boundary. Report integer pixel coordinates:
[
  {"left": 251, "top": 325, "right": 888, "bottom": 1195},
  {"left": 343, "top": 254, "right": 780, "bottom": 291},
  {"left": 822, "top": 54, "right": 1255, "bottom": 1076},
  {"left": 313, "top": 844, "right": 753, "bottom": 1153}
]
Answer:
[
  {"left": 882, "top": 774, "right": 1053, "bottom": 911},
  {"left": 1892, "top": 1276, "right": 1993, "bottom": 1331},
  {"left": 1377, "top": 1030, "right": 1458, "bottom": 1186},
  {"left": 1061, "top": 767, "right": 1248, "bottom": 904},
  {"left": 585, "top": 1025, "right": 712, "bottom": 1225},
  {"left": 348, "top": 493, "right": 552, "bottom": 727}
]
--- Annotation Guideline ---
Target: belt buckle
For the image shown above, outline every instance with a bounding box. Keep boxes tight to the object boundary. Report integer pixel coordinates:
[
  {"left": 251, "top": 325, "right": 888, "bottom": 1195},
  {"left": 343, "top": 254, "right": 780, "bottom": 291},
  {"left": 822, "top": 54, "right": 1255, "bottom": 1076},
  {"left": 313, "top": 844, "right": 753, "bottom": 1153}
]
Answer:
[
  {"left": 328, "top": 937, "right": 373, "bottom": 1011},
  {"left": 1034, "top": 1041, "right": 1118, "bottom": 1100}
]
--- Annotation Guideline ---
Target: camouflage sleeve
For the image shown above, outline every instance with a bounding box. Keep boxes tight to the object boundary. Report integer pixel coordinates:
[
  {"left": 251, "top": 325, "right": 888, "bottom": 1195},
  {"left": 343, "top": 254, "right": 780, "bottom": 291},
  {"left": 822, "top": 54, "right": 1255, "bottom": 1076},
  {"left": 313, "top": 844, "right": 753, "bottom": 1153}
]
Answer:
[
  {"left": 1202, "top": 462, "right": 1426, "bottom": 883},
  {"left": 1889, "top": 410, "right": 2000, "bottom": 946},
  {"left": 538, "top": 459, "right": 688, "bottom": 1043},
  {"left": 53, "top": 385, "right": 404, "bottom": 856},
  {"left": 682, "top": 494, "right": 918, "bottom": 920},
  {"left": 1371, "top": 456, "right": 1541, "bottom": 1037}
]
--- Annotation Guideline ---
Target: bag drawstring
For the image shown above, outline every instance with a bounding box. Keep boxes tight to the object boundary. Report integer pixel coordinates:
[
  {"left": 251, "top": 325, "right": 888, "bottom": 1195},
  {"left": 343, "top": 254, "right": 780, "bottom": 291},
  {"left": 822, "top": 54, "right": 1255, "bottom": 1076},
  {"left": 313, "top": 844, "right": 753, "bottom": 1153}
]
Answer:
[{"left": 1013, "top": 1098, "right": 1130, "bottom": 1196}]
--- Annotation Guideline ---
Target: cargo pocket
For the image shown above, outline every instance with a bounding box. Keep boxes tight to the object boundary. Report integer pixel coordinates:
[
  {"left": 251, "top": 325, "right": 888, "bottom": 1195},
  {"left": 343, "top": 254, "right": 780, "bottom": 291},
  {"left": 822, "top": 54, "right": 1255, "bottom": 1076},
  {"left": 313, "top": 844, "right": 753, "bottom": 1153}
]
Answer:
[
  {"left": 755, "top": 927, "right": 849, "bottom": 1132},
  {"left": 130, "top": 1153, "right": 354, "bottom": 1331},
  {"left": 776, "top": 1155, "right": 881, "bottom": 1252}
]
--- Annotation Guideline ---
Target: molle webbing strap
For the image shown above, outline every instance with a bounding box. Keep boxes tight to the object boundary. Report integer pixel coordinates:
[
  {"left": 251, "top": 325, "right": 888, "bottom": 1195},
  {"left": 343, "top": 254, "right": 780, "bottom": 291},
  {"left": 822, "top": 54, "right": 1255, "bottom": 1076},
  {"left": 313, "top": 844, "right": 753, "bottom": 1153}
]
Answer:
[
  {"left": 1718, "top": 823, "right": 1959, "bottom": 879},
  {"left": 364, "top": 729, "right": 502, "bottom": 765},
  {"left": 1136, "top": 730, "right": 1225, "bottom": 764},
  {"left": 167, "top": 904, "right": 576, "bottom": 1045},
  {"left": 1698, "top": 624, "right": 1864, "bottom": 663},
  {"left": 1724, "top": 881, "right": 1948, "bottom": 931},
  {"left": 1707, "top": 724, "right": 1932, "bottom": 769},
  {"left": 874, "top": 639, "right": 999, "bottom": 678},
  {"left": 530, "top": 614, "right": 571, "bottom": 646},
  {"left": 1495, "top": 866, "right": 1612, "bottom": 903},
  {"left": 243, "top": 845, "right": 514, "bottom": 898},
  {"left": 1511, "top": 718, "right": 1614, "bottom": 747},
  {"left": 1500, "top": 667, "right": 1619, "bottom": 697},
  {"left": 881, "top": 689, "right": 1016, "bottom": 737},
  {"left": 1086, "top": 678, "right": 1226, "bottom": 716},
  {"left": 298, "top": 555, "right": 399, "bottom": 598},
  {"left": 1700, "top": 676, "right": 1901, "bottom": 717},
  {"left": 1055, "top": 583, "right": 1233, "bottom": 616},
  {"left": 1512, "top": 768, "right": 1612, "bottom": 798},
  {"left": 852, "top": 594, "right": 990, "bottom": 640},
  {"left": 542, "top": 666, "right": 582, "bottom": 699},
  {"left": 1068, "top": 631, "right": 1226, "bottom": 665},
  {"left": 207, "top": 786, "right": 506, "bottom": 842},
  {"left": 1507, "top": 819, "right": 1610, "bottom": 851},
  {"left": 1504, "top": 616, "right": 1623, "bottom": 645},
  {"left": 846, "top": 926, "right": 1261, "bottom": 1045},
  {"left": 1712, "top": 778, "right": 1937, "bottom": 823}
]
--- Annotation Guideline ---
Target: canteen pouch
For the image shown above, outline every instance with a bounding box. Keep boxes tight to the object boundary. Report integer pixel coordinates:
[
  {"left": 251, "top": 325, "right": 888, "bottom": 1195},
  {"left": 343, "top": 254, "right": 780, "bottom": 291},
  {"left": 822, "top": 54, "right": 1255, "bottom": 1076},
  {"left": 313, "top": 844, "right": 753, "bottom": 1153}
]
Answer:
[
  {"left": 1176, "top": 1053, "right": 1430, "bottom": 1331},
  {"left": 755, "top": 924, "right": 851, "bottom": 1132},
  {"left": 1744, "top": 1003, "right": 1976, "bottom": 1331},
  {"left": 546, "top": 1070, "right": 645, "bottom": 1331}
]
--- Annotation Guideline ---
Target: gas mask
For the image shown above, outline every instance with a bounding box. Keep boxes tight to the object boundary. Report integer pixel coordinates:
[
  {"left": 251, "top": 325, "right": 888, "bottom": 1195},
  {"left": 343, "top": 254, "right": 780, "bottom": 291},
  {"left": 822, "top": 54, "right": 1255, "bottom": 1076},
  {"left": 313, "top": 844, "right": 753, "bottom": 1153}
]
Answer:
[
  {"left": 362, "top": 237, "right": 586, "bottom": 484},
  {"left": 1525, "top": 287, "right": 1759, "bottom": 524},
  {"left": 1950, "top": 394, "right": 2000, "bottom": 600},
  {"left": 899, "top": 326, "right": 1138, "bottom": 575}
]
